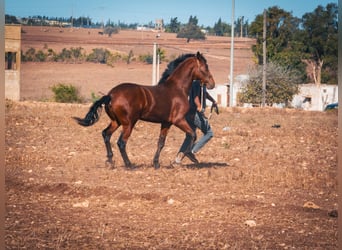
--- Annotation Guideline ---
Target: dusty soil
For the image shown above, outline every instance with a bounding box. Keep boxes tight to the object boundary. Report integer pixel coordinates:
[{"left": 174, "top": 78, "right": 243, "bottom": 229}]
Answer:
[
  {"left": 5, "top": 26, "right": 338, "bottom": 249},
  {"left": 5, "top": 100, "right": 338, "bottom": 249}
]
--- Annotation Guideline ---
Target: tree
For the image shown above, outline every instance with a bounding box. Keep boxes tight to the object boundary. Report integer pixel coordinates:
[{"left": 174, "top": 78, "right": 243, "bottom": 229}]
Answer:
[
  {"left": 177, "top": 15, "right": 205, "bottom": 42},
  {"left": 249, "top": 6, "right": 301, "bottom": 65},
  {"left": 188, "top": 15, "right": 198, "bottom": 26},
  {"left": 238, "top": 62, "right": 300, "bottom": 106},
  {"left": 5, "top": 14, "right": 20, "bottom": 24},
  {"left": 166, "top": 17, "right": 181, "bottom": 33},
  {"left": 301, "top": 3, "right": 338, "bottom": 85},
  {"left": 212, "top": 18, "right": 231, "bottom": 36}
]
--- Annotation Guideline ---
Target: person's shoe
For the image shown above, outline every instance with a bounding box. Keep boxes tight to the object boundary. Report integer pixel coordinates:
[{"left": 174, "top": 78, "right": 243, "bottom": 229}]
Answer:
[
  {"left": 184, "top": 151, "right": 199, "bottom": 164},
  {"left": 171, "top": 152, "right": 184, "bottom": 167}
]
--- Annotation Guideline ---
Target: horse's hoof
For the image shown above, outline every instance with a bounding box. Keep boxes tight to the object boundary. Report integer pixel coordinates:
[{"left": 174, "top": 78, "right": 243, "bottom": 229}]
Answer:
[
  {"left": 105, "top": 160, "right": 115, "bottom": 169},
  {"left": 125, "top": 164, "right": 137, "bottom": 170},
  {"left": 153, "top": 162, "right": 160, "bottom": 169}
]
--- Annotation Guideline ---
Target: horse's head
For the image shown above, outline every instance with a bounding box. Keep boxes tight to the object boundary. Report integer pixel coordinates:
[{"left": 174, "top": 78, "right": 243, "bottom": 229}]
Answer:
[
  {"left": 193, "top": 52, "right": 215, "bottom": 89},
  {"left": 158, "top": 52, "right": 215, "bottom": 90}
]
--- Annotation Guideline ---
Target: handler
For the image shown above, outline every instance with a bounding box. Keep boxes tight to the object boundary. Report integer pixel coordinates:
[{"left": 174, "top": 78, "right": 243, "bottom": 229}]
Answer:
[{"left": 174, "top": 79, "right": 219, "bottom": 164}]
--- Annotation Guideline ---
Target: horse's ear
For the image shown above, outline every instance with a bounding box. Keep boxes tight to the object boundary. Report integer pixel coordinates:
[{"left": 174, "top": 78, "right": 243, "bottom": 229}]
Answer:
[{"left": 196, "top": 51, "right": 201, "bottom": 59}]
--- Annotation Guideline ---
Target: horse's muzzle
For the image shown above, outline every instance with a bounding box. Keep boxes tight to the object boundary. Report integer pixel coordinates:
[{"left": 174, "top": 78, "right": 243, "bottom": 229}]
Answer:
[{"left": 205, "top": 75, "right": 215, "bottom": 89}]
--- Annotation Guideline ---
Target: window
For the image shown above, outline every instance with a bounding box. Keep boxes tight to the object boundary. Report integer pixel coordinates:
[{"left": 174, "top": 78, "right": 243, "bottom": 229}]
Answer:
[
  {"left": 5, "top": 52, "right": 17, "bottom": 70},
  {"left": 303, "top": 96, "right": 312, "bottom": 104}
]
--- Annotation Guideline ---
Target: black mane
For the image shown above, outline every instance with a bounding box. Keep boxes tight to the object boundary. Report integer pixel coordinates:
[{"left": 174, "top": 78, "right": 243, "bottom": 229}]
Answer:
[{"left": 158, "top": 53, "right": 196, "bottom": 85}]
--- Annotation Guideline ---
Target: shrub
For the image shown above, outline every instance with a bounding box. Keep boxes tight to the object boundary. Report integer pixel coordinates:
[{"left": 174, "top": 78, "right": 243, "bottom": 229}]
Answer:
[
  {"left": 139, "top": 53, "right": 153, "bottom": 64},
  {"left": 22, "top": 47, "right": 36, "bottom": 62},
  {"left": 87, "top": 48, "right": 111, "bottom": 64},
  {"left": 51, "top": 83, "right": 83, "bottom": 103},
  {"left": 106, "top": 52, "right": 123, "bottom": 67},
  {"left": 238, "top": 62, "right": 300, "bottom": 107},
  {"left": 70, "top": 47, "right": 84, "bottom": 63},
  {"left": 104, "top": 26, "right": 119, "bottom": 37},
  {"left": 58, "top": 48, "right": 72, "bottom": 62},
  {"left": 34, "top": 50, "right": 47, "bottom": 62}
]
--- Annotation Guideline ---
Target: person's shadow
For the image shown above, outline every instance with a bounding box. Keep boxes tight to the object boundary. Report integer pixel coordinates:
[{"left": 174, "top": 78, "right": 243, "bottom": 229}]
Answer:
[{"left": 184, "top": 162, "right": 229, "bottom": 169}]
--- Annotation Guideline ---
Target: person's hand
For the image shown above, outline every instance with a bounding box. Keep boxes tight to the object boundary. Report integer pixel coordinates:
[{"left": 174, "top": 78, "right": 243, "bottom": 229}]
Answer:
[
  {"left": 211, "top": 102, "right": 219, "bottom": 115},
  {"left": 197, "top": 108, "right": 208, "bottom": 119}
]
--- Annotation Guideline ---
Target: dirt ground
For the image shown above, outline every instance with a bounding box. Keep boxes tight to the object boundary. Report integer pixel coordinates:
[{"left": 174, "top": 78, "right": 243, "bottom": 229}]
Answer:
[
  {"left": 5, "top": 101, "right": 338, "bottom": 249},
  {"left": 5, "top": 27, "right": 338, "bottom": 249}
]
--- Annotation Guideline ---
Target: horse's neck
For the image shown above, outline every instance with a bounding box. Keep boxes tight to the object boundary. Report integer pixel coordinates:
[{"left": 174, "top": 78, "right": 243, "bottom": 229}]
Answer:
[{"left": 166, "top": 59, "right": 195, "bottom": 91}]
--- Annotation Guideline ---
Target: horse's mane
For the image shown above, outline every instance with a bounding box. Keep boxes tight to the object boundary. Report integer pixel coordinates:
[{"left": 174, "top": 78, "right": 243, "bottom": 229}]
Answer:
[{"left": 158, "top": 53, "right": 197, "bottom": 85}]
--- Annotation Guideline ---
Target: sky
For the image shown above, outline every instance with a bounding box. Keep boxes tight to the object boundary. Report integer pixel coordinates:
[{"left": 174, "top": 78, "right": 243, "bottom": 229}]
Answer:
[{"left": 5, "top": 0, "right": 337, "bottom": 26}]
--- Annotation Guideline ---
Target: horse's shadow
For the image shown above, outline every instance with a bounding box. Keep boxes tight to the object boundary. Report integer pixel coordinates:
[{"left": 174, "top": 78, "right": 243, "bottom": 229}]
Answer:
[{"left": 97, "top": 162, "right": 229, "bottom": 170}]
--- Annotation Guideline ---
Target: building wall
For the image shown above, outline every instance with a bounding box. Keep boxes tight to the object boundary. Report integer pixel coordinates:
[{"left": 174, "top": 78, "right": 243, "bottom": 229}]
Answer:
[
  {"left": 207, "top": 84, "right": 229, "bottom": 107},
  {"left": 5, "top": 25, "right": 21, "bottom": 101},
  {"left": 207, "top": 80, "right": 338, "bottom": 111},
  {"left": 292, "top": 84, "right": 338, "bottom": 111}
]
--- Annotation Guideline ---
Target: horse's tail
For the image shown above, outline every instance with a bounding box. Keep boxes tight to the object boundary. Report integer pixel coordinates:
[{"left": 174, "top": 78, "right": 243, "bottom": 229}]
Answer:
[{"left": 73, "top": 95, "right": 111, "bottom": 126}]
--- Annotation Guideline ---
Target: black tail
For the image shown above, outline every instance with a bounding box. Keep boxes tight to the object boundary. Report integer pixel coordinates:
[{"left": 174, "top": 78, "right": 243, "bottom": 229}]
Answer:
[{"left": 73, "top": 95, "right": 111, "bottom": 126}]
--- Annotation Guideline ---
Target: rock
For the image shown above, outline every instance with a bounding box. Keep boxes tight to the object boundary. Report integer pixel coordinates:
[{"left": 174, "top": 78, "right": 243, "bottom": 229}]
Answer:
[
  {"left": 244, "top": 220, "right": 257, "bottom": 227},
  {"left": 72, "top": 200, "right": 89, "bottom": 208},
  {"left": 328, "top": 210, "right": 338, "bottom": 218},
  {"left": 303, "top": 201, "right": 320, "bottom": 210}
]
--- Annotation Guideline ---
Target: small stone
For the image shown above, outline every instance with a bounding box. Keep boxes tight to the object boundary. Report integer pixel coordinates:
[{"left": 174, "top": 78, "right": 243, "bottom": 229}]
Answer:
[
  {"left": 303, "top": 201, "right": 320, "bottom": 209},
  {"left": 244, "top": 220, "right": 257, "bottom": 227},
  {"left": 72, "top": 200, "right": 89, "bottom": 208}
]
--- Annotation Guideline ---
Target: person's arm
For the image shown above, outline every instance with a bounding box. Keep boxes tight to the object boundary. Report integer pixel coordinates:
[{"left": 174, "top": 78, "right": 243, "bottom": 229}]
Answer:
[
  {"left": 194, "top": 96, "right": 202, "bottom": 112},
  {"left": 206, "top": 91, "right": 219, "bottom": 115},
  {"left": 206, "top": 91, "right": 216, "bottom": 104}
]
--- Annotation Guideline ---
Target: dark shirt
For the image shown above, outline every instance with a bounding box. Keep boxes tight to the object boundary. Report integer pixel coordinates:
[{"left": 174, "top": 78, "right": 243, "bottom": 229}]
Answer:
[{"left": 189, "top": 80, "right": 207, "bottom": 113}]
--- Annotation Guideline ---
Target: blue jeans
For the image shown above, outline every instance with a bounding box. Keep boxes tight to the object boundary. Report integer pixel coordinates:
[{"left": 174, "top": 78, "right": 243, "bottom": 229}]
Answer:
[{"left": 179, "top": 111, "right": 214, "bottom": 154}]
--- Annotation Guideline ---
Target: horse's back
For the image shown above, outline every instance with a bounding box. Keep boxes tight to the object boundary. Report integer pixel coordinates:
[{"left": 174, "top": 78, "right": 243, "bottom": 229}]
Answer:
[{"left": 107, "top": 82, "right": 175, "bottom": 123}]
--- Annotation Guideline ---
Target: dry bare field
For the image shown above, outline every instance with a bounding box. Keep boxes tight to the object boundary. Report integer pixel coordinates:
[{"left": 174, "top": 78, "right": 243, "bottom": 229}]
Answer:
[
  {"left": 20, "top": 26, "right": 254, "bottom": 101},
  {"left": 5, "top": 26, "right": 338, "bottom": 249},
  {"left": 5, "top": 101, "right": 338, "bottom": 249}
]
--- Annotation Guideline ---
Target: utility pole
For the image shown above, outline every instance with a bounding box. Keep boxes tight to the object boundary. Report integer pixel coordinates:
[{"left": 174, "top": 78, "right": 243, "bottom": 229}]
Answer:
[
  {"left": 152, "top": 42, "right": 157, "bottom": 85},
  {"left": 262, "top": 9, "right": 267, "bottom": 107},
  {"left": 240, "top": 16, "right": 244, "bottom": 37},
  {"left": 229, "top": 0, "right": 235, "bottom": 107}
]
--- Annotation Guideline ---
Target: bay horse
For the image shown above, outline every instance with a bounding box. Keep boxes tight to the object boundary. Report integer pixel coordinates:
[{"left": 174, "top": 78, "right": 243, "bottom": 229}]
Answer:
[{"left": 74, "top": 52, "right": 215, "bottom": 169}]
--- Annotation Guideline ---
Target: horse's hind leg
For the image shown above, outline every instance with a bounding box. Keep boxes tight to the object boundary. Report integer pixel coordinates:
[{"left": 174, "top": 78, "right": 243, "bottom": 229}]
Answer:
[
  {"left": 102, "top": 121, "right": 119, "bottom": 169},
  {"left": 153, "top": 123, "right": 171, "bottom": 169},
  {"left": 117, "top": 124, "right": 135, "bottom": 168}
]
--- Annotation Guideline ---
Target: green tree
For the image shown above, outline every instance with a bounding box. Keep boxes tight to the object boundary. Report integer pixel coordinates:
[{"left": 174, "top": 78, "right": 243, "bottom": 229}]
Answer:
[
  {"left": 301, "top": 3, "right": 338, "bottom": 85},
  {"left": 5, "top": 14, "right": 20, "bottom": 24},
  {"left": 213, "top": 18, "right": 224, "bottom": 36},
  {"left": 249, "top": 6, "right": 301, "bottom": 64},
  {"left": 166, "top": 17, "right": 181, "bottom": 33},
  {"left": 188, "top": 15, "right": 198, "bottom": 26},
  {"left": 177, "top": 15, "right": 205, "bottom": 42}
]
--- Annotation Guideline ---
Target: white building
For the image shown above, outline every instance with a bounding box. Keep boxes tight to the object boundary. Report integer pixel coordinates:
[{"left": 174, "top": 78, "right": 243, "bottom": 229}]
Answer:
[
  {"left": 207, "top": 75, "right": 249, "bottom": 107},
  {"left": 5, "top": 25, "right": 21, "bottom": 101},
  {"left": 292, "top": 84, "right": 338, "bottom": 111}
]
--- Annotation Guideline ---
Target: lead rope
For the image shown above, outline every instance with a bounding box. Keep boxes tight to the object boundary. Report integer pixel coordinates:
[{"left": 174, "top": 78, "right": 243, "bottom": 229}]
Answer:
[{"left": 200, "top": 84, "right": 204, "bottom": 112}]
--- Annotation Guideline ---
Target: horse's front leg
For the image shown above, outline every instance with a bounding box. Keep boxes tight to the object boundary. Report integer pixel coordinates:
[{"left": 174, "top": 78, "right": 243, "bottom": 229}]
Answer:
[{"left": 153, "top": 123, "right": 171, "bottom": 169}]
